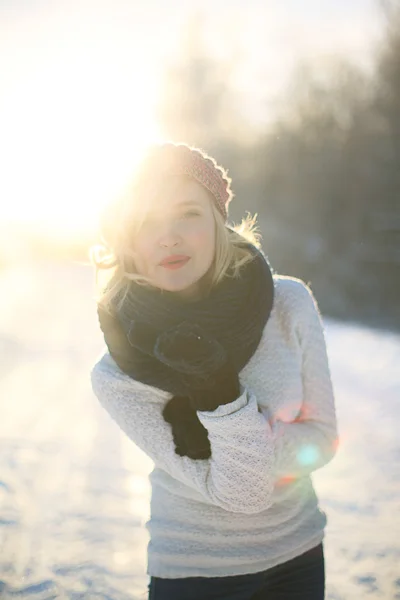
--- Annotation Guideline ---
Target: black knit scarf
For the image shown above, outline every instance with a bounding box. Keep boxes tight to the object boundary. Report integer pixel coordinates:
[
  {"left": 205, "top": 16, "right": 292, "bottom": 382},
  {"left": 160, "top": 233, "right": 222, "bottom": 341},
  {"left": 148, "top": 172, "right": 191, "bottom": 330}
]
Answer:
[{"left": 97, "top": 235, "right": 275, "bottom": 458}]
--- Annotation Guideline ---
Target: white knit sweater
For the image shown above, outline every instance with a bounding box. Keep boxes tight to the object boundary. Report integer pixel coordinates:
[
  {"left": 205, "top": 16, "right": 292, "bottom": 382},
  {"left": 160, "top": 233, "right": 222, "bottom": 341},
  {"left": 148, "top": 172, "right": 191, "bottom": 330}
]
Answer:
[{"left": 90, "top": 275, "right": 338, "bottom": 578}]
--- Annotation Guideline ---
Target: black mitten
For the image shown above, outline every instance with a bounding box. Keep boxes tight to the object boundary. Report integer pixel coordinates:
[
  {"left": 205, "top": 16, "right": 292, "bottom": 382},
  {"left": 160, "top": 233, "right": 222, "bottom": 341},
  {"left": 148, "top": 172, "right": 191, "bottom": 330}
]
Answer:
[
  {"left": 162, "top": 396, "right": 211, "bottom": 459},
  {"left": 155, "top": 322, "right": 241, "bottom": 412}
]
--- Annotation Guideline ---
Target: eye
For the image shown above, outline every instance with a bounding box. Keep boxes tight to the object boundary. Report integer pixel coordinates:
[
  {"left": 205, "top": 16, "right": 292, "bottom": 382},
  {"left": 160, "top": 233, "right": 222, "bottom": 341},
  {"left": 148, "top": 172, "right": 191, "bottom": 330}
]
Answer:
[{"left": 182, "top": 209, "right": 201, "bottom": 218}]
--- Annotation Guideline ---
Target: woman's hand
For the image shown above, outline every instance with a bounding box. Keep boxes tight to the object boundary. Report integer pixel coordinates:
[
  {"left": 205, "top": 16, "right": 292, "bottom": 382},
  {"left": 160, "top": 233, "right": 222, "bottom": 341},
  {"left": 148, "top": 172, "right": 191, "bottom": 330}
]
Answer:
[{"left": 162, "top": 395, "right": 211, "bottom": 459}]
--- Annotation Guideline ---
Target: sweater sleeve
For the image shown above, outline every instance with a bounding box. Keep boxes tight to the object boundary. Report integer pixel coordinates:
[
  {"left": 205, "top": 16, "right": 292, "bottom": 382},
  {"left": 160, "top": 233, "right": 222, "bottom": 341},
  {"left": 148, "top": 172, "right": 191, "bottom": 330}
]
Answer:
[
  {"left": 271, "top": 282, "right": 339, "bottom": 485},
  {"left": 90, "top": 353, "right": 276, "bottom": 514}
]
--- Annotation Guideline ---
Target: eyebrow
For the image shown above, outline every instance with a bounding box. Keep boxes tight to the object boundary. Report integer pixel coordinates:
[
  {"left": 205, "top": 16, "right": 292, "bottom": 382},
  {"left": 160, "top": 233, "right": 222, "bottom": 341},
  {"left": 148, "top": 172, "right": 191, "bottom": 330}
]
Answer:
[{"left": 176, "top": 200, "right": 202, "bottom": 207}]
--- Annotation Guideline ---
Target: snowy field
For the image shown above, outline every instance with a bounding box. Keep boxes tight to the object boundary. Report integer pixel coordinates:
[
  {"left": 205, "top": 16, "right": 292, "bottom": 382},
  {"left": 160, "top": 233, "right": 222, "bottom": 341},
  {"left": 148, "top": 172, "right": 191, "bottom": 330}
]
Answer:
[{"left": 0, "top": 260, "right": 399, "bottom": 600}]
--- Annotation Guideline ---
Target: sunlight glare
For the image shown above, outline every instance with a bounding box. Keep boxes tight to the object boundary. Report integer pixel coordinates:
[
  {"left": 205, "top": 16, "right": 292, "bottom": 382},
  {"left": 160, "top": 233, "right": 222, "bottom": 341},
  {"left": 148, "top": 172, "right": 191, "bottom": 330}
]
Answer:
[{"left": 1, "top": 55, "right": 161, "bottom": 235}]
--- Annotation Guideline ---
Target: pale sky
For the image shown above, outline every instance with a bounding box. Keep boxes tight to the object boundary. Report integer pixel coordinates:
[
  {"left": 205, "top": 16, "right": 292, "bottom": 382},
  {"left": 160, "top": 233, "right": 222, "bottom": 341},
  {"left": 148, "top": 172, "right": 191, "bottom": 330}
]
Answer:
[{"left": 0, "top": 0, "right": 383, "bottom": 233}]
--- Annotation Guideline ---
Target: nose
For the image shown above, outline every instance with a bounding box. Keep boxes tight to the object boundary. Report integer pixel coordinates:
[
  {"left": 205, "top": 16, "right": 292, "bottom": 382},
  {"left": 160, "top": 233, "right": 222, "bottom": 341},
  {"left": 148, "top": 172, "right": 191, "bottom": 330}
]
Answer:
[{"left": 158, "top": 226, "right": 181, "bottom": 249}]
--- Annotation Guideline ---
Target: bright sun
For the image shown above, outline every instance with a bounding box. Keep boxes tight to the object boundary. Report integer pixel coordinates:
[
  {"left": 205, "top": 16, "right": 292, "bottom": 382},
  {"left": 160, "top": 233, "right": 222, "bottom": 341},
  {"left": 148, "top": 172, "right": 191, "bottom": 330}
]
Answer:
[{"left": 0, "top": 48, "right": 161, "bottom": 236}]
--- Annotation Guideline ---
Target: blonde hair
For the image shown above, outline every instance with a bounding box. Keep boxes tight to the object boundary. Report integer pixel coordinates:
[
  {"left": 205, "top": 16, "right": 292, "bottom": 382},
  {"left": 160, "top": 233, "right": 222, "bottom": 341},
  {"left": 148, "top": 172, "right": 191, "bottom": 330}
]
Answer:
[{"left": 90, "top": 164, "right": 261, "bottom": 313}]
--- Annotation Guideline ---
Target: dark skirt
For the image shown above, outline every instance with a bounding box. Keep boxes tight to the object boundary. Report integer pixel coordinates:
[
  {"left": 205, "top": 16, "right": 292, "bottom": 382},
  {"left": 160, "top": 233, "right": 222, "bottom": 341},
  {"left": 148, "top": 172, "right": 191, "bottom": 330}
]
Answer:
[{"left": 148, "top": 542, "right": 325, "bottom": 600}]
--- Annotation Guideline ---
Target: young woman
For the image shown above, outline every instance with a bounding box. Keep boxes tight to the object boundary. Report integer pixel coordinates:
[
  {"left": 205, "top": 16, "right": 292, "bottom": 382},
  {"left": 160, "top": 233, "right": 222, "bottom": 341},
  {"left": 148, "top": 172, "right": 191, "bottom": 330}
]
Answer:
[{"left": 90, "top": 142, "right": 338, "bottom": 600}]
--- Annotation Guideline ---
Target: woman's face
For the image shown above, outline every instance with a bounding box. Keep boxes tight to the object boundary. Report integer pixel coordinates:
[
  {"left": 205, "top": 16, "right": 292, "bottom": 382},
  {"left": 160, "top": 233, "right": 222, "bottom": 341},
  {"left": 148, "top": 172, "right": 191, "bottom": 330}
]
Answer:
[{"left": 132, "top": 177, "right": 216, "bottom": 298}]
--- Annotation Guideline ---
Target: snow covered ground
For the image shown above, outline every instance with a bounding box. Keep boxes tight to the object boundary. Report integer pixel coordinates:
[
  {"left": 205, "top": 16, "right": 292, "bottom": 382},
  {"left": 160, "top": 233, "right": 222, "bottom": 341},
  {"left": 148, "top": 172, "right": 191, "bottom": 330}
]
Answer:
[{"left": 0, "top": 260, "right": 399, "bottom": 600}]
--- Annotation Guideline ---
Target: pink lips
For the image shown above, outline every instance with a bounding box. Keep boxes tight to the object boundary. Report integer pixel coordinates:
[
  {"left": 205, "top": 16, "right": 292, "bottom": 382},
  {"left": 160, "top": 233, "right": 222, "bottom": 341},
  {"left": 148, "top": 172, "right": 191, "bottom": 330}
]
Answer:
[{"left": 159, "top": 255, "right": 191, "bottom": 270}]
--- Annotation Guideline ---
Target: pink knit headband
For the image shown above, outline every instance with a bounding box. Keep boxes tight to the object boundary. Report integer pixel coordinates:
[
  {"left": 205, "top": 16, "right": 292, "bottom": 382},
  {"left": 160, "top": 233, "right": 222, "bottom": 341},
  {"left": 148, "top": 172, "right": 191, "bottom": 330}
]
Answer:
[{"left": 135, "top": 143, "right": 232, "bottom": 221}]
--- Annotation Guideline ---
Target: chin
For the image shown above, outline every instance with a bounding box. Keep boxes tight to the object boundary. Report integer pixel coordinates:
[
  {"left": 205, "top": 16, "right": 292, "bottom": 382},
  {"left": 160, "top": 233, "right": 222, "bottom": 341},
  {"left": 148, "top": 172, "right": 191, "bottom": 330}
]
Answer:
[
  {"left": 158, "top": 275, "right": 201, "bottom": 296},
  {"left": 163, "top": 280, "right": 195, "bottom": 293}
]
